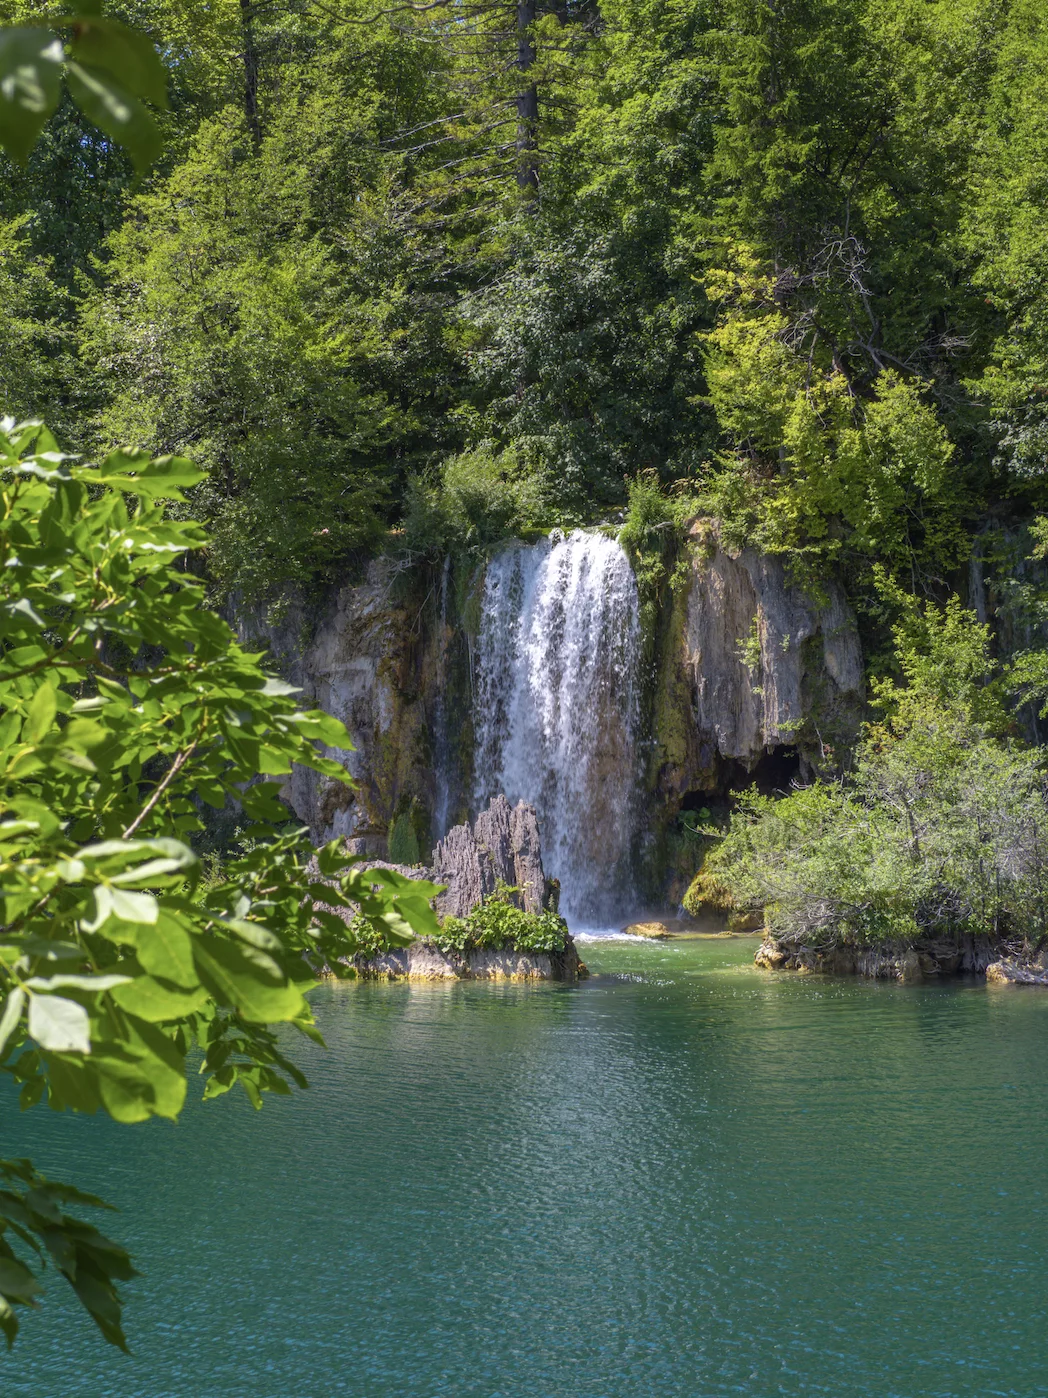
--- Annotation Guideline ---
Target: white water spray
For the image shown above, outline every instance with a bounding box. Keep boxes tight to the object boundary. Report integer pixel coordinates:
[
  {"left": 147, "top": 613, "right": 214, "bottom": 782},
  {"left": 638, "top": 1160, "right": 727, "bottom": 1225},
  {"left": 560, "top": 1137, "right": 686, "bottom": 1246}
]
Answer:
[{"left": 472, "top": 530, "right": 643, "bottom": 924}]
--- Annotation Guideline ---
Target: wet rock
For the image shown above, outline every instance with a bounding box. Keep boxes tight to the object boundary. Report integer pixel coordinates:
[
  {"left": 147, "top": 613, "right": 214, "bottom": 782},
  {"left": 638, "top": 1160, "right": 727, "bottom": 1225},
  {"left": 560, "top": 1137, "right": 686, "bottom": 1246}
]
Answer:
[
  {"left": 621, "top": 921, "right": 674, "bottom": 939},
  {"left": 986, "top": 959, "right": 1048, "bottom": 985},
  {"left": 755, "top": 938, "right": 787, "bottom": 969},
  {"left": 897, "top": 950, "right": 923, "bottom": 984}
]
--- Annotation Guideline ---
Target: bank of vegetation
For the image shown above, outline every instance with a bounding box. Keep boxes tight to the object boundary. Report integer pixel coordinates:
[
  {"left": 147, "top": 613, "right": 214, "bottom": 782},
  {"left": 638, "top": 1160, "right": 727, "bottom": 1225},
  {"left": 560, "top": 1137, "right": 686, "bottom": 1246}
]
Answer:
[
  {"left": 5, "top": 0, "right": 1048, "bottom": 1352},
  {"left": 3, "top": 0, "right": 1048, "bottom": 624},
  {"left": 705, "top": 591, "right": 1048, "bottom": 960}
]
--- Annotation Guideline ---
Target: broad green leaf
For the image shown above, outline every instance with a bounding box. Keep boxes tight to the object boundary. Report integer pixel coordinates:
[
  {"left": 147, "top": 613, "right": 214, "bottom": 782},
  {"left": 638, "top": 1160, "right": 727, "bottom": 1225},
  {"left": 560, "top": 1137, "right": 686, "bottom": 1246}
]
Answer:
[
  {"left": 0, "top": 990, "right": 26, "bottom": 1058},
  {"left": 65, "top": 16, "right": 168, "bottom": 109},
  {"left": 27, "top": 995, "right": 90, "bottom": 1054},
  {"left": 194, "top": 941, "right": 309, "bottom": 1023},
  {"left": 0, "top": 1257, "right": 42, "bottom": 1303},
  {"left": 23, "top": 682, "right": 56, "bottom": 744},
  {"left": 109, "top": 977, "right": 209, "bottom": 1022},
  {"left": 83, "top": 886, "right": 157, "bottom": 929},
  {"left": 65, "top": 61, "right": 161, "bottom": 173},
  {"left": 91, "top": 1053, "right": 159, "bottom": 1123},
  {"left": 24, "top": 974, "right": 130, "bottom": 993},
  {"left": 136, "top": 913, "right": 197, "bottom": 988},
  {"left": 0, "top": 28, "right": 63, "bottom": 165}
]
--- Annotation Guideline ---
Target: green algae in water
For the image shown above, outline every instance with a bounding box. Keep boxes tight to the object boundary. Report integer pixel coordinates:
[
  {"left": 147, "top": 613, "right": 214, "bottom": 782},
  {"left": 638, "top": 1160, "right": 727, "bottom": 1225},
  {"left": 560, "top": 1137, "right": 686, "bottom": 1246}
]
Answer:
[{"left": 6, "top": 937, "right": 1048, "bottom": 1397}]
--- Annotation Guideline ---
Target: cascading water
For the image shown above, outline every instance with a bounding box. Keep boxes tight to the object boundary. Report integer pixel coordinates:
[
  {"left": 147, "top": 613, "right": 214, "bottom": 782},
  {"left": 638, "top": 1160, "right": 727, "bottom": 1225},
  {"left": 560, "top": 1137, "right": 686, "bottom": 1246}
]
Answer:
[{"left": 472, "top": 529, "right": 642, "bottom": 926}]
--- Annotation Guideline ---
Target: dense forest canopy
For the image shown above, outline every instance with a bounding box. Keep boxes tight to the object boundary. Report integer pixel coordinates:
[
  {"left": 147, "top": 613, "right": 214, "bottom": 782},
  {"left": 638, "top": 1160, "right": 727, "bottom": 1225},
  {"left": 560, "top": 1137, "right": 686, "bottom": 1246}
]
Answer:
[{"left": 4, "top": 0, "right": 1047, "bottom": 625}]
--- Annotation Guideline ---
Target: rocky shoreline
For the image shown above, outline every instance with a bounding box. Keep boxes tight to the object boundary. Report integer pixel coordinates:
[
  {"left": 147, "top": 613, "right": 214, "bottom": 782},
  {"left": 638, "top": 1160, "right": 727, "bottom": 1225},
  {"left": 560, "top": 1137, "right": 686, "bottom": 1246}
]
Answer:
[
  {"left": 754, "top": 935, "right": 1048, "bottom": 984},
  {"left": 349, "top": 940, "right": 585, "bottom": 982}
]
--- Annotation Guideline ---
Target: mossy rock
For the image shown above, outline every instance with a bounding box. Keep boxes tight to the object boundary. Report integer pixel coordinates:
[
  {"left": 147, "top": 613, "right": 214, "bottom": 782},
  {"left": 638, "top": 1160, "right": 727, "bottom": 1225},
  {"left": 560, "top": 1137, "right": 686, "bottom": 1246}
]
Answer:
[
  {"left": 682, "top": 868, "right": 734, "bottom": 918},
  {"left": 621, "top": 921, "right": 675, "bottom": 939}
]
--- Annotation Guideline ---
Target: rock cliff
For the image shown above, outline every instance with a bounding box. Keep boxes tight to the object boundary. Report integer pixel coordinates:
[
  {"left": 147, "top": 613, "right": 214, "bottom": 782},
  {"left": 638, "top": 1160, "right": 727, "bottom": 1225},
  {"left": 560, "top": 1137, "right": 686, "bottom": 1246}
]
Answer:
[
  {"left": 682, "top": 523, "right": 863, "bottom": 768},
  {"left": 240, "top": 524, "right": 865, "bottom": 908},
  {"left": 327, "top": 796, "right": 554, "bottom": 920}
]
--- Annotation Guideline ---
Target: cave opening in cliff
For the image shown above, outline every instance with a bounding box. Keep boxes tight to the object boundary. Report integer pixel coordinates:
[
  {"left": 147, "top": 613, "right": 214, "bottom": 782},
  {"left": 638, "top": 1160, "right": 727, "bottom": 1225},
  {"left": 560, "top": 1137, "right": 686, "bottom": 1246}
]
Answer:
[
  {"left": 679, "top": 745, "right": 802, "bottom": 823},
  {"left": 736, "top": 745, "right": 802, "bottom": 798}
]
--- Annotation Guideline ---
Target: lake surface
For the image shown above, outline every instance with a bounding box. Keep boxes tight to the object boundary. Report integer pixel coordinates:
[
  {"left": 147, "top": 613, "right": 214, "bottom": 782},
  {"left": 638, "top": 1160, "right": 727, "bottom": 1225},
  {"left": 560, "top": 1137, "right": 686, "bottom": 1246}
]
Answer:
[{"left": 6, "top": 935, "right": 1048, "bottom": 1398}]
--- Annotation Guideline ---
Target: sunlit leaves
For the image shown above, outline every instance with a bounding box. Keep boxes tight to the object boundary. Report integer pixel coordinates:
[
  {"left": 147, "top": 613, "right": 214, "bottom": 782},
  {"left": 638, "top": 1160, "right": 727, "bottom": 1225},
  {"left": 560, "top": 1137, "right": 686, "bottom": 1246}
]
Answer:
[
  {"left": 0, "top": 29, "right": 64, "bottom": 164},
  {"left": 0, "top": 418, "right": 445, "bottom": 1346}
]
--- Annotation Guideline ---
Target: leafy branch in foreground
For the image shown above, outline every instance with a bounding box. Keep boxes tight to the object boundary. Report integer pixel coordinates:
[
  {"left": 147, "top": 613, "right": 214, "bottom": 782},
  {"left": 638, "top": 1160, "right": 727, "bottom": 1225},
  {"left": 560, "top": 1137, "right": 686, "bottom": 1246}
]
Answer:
[
  {"left": 0, "top": 3, "right": 167, "bottom": 171},
  {"left": 0, "top": 417, "right": 441, "bottom": 1348}
]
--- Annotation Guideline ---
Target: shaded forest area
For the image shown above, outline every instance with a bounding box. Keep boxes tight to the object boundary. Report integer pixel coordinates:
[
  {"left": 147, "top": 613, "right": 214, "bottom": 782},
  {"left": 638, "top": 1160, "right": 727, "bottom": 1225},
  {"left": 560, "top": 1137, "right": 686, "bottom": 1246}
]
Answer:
[{"left": 3, "top": 0, "right": 1048, "bottom": 639}]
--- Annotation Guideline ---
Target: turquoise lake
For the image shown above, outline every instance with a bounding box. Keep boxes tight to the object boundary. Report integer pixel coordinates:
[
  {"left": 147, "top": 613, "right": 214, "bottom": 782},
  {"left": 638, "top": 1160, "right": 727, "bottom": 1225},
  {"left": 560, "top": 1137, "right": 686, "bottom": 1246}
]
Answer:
[{"left": 5, "top": 934, "right": 1048, "bottom": 1397}]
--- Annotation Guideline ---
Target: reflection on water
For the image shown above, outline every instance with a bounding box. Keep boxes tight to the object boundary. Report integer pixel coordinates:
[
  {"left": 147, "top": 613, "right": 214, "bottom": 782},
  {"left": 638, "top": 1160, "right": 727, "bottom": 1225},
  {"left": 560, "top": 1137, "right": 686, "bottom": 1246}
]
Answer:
[{"left": 6, "top": 937, "right": 1048, "bottom": 1398}]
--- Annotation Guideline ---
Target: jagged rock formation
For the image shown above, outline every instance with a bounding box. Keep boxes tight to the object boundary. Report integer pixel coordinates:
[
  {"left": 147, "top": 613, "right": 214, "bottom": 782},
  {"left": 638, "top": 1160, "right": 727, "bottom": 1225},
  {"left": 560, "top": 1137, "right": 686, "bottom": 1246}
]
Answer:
[
  {"left": 312, "top": 796, "right": 578, "bottom": 980},
  {"left": 333, "top": 795, "right": 553, "bottom": 919},
  {"left": 436, "top": 795, "right": 548, "bottom": 916}
]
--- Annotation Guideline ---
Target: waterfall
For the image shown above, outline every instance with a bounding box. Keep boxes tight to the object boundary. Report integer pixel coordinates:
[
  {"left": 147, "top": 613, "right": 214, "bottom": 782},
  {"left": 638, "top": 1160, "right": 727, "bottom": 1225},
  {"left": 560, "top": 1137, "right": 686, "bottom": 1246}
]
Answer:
[{"left": 472, "top": 530, "right": 642, "bottom": 925}]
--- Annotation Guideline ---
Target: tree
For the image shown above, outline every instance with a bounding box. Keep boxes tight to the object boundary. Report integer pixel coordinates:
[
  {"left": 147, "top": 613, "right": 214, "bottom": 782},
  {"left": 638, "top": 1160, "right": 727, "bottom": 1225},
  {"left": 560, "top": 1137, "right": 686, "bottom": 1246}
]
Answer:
[{"left": 0, "top": 418, "right": 441, "bottom": 1349}]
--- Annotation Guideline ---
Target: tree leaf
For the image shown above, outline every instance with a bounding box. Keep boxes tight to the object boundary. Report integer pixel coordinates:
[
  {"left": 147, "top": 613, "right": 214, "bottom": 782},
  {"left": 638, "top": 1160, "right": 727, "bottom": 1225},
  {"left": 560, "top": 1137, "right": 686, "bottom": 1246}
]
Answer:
[
  {"left": 0, "top": 990, "right": 26, "bottom": 1059},
  {"left": 0, "top": 28, "right": 64, "bottom": 165},
  {"left": 65, "top": 61, "right": 161, "bottom": 173},
  {"left": 65, "top": 16, "right": 168, "bottom": 109},
  {"left": 136, "top": 913, "right": 197, "bottom": 988},
  {"left": 23, "top": 682, "right": 56, "bottom": 745},
  {"left": 27, "top": 995, "right": 90, "bottom": 1054},
  {"left": 109, "top": 977, "right": 209, "bottom": 1023},
  {"left": 193, "top": 941, "right": 309, "bottom": 1023}
]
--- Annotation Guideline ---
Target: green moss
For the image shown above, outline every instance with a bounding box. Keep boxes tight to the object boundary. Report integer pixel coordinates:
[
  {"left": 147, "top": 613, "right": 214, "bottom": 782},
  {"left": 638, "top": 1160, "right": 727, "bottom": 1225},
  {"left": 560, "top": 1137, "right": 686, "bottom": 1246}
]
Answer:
[
  {"left": 683, "top": 866, "right": 735, "bottom": 917},
  {"left": 388, "top": 807, "right": 422, "bottom": 864}
]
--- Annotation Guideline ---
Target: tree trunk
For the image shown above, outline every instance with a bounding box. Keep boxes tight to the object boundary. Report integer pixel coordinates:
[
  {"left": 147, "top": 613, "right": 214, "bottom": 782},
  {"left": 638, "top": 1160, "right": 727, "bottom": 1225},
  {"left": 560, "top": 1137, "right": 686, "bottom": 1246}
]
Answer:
[
  {"left": 240, "top": 0, "right": 261, "bottom": 149},
  {"left": 516, "top": 0, "right": 539, "bottom": 193}
]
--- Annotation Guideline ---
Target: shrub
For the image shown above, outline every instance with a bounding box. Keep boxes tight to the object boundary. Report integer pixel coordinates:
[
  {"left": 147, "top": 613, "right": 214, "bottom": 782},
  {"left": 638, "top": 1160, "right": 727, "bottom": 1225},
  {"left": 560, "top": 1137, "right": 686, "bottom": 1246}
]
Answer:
[
  {"left": 353, "top": 883, "right": 571, "bottom": 957},
  {"left": 708, "top": 598, "right": 1048, "bottom": 949},
  {"left": 403, "top": 444, "right": 550, "bottom": 553}
]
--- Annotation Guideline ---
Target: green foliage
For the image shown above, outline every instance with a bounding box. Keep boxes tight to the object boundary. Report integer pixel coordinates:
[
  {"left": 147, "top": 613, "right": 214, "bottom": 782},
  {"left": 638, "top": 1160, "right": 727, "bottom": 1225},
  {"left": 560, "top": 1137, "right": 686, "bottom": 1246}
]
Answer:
[
  {"left": 0, "top": 6, "right": 167, "bottom": 171},
  {"left": 618, "top": 472, "right": 696, "bottom": 674},
  {"left": 870, "top": 580, "right": 1008, "bottom": 733},
  {"left": 354, "top": 882, "right": 570, "bottom": 957},
  {"left": 456, "top": 884, "right": 570, "bottom": 954},
  {"left": 698, "top": 253, "right": 968, "bottom": 581},
  {"left": 404, "top": 445, "right": 550, "bottom": 555},
  {"left": 708, "top": 600, "right": 1048, "bottom": 948},
  {"left": 682, "top": 866, "right": 734, "bottom": 919},
  {"left": 9, "top": 0, "right": 1048, "bottom": 612},
  {"left": 0, "top": 418, "right": 440, "bottom": 1345},
  {"left": 387, "top": 809, "right": 421, "bottom": 866},
  {"left": 0, "top": 1157, "right": 136, "bottom": 1351}
]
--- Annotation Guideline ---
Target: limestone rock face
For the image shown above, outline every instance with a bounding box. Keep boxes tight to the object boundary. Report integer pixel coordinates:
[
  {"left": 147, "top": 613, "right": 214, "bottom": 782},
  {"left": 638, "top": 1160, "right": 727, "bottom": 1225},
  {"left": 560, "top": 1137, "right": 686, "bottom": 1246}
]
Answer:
[
  {"left": 986, "top": 958, "right": 1048, "bottom": 985},
  {"left": 351, "top": 942, "right": 582, "bottom": 981},
  {"left": 326, "top": 795, "right": 553, "bottom": 921},
  {"left": 433, "top": 795, "right": 549, "bottom": 917},
  {"left": 679, "top": 522, "right": 864, "bottom": 774},
  {"left": 237, "top": 558, "right": 457, "bottom": 849}
]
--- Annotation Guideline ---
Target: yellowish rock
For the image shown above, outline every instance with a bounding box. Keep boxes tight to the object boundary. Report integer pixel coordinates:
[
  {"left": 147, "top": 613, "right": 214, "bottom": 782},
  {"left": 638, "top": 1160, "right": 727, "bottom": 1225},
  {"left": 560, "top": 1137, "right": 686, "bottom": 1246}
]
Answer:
[{"left": 621, "top": 921, "right": 674, "bottom": 939}]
